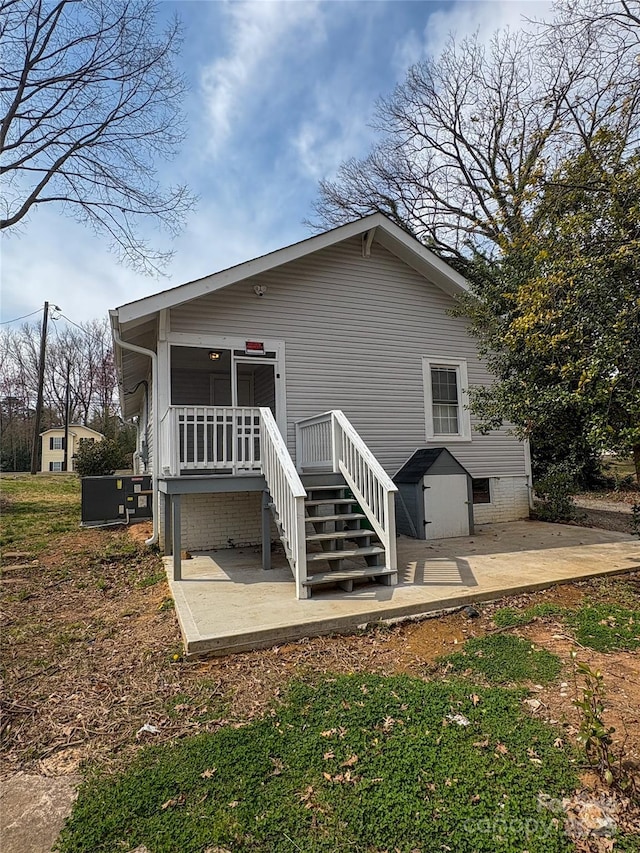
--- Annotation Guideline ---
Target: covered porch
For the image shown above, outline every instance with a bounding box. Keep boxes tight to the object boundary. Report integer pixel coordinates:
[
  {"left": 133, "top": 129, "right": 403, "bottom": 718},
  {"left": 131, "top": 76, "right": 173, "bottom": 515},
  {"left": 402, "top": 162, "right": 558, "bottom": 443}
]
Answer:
[{"left": 164, "top": 520, "right": 640, "bottom": 656}]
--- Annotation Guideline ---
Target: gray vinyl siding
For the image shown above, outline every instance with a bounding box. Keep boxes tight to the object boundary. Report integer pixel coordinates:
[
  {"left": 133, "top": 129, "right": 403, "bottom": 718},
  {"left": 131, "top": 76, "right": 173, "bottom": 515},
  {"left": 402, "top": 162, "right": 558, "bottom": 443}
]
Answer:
[
  {"left": 169, "top": 236, "right": 526, "bottom": 479},
  {"left": 144, "top": 374, "right": 153, "bottom": 475}
]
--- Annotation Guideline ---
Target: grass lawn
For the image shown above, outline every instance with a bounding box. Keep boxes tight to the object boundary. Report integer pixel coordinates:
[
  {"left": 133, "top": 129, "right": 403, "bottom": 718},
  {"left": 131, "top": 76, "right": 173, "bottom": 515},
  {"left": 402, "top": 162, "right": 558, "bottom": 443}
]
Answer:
[
  {"left": 0, "top": 474, "right": 80, "bottom": 553},
  {"left": 58, "top": 675, "right": 579, "bottom": 853},
  {"left": 2, "top": 475, "right": 639, "bottom": 852}
]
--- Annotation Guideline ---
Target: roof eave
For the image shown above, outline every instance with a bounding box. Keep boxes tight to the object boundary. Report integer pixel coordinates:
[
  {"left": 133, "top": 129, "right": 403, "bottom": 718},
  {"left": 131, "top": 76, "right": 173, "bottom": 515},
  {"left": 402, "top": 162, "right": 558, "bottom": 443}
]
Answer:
[{"left": 113, "top": 214, "right": 469, "bottom": 325}]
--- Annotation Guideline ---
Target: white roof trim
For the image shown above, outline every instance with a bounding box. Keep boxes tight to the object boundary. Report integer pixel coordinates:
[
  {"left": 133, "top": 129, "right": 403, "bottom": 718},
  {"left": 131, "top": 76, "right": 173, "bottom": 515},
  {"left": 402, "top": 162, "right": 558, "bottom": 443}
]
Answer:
[
  {"left": 115, "top": 214, "right": 469, "bottom": 325},
  {"left": 40, "top": 425, "right": 105, "bottom": 437}
]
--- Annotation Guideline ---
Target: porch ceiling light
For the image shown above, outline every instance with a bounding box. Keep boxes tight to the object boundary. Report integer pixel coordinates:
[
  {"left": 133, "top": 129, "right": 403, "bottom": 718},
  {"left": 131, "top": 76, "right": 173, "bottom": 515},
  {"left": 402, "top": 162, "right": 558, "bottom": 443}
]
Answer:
[{"left": 208, "top": 351, "right": 221, "bottom": 361}]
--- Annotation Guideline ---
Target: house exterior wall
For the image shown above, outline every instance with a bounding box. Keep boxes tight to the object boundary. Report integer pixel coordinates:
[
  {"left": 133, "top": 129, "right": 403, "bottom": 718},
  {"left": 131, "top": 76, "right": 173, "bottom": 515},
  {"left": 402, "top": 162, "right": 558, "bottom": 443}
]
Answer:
[
  {"left": 133, "top": 376, "right": 152, "bottom": 475},
  {"left": 168, "top": 236, "right": 528, "bottom": 492},
  {"left": 472, "top": 476, "right": 530, "bottom": 524},
  {"left": 40, "top": 426, "right": 103, "bottom": 472}
]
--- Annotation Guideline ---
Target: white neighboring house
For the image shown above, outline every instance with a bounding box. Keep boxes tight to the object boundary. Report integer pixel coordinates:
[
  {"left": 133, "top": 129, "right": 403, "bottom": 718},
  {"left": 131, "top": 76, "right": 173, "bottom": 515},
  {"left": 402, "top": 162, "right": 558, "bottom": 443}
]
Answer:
[
  {"left": 110, "top": 213, "right": 532, "bottom": 599},
  {"left": 40, "top": 425, "right": 104, "bottom": 472}
]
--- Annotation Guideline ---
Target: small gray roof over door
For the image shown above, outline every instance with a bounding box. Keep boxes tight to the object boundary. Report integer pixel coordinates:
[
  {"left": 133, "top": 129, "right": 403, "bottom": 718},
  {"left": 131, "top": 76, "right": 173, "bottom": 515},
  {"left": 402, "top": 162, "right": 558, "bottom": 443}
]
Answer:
[{"left": 393, "top": 448, "right": 470, "bottom": 483}]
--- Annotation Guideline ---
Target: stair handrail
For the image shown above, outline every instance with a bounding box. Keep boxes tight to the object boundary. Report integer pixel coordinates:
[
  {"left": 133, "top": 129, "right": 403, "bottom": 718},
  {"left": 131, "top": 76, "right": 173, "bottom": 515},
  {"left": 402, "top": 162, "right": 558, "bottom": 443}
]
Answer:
[
  {"left": 259, "top": 407, "right": 308, "bottom": 598},
  {"left": 329, "top": 410, "right": 398, "bottom": 572},
  {"left": 295, "top": 411, "right": 334, "bottom": 472}
]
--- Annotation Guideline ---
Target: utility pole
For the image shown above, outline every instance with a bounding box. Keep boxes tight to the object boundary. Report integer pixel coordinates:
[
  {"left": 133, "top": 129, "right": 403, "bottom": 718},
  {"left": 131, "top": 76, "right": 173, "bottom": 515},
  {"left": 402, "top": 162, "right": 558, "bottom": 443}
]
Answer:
[
  {"left": 63, "top": 359, "right": 71, "bottom": 472},
  {"left": 30, "top": 301, "right": 49, "bottom": 475}
]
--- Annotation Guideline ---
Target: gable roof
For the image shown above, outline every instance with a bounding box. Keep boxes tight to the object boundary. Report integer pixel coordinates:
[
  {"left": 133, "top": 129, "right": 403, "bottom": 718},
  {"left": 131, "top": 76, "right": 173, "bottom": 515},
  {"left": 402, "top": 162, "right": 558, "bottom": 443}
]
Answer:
[
  {"left": 40, "top": 425, "right": 105, "bottom": 438},
  {"left": 393, "top": 448, "right": 470, "bottom": 483},
  {"left": 114, "top": 213, "right": 469, "bottom": 326}
]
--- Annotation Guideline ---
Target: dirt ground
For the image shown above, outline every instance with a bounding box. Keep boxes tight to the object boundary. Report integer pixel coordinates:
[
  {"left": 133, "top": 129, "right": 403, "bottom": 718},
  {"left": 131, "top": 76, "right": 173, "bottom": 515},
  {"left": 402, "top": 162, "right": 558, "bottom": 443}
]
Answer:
[
  {"left": 573, "top": 492, "right": 635, "bottom": 535},
  {"left": 1, "top": 507, "right": 639, "bottom": 852},
  {"left": 1, "top": 520, "right": 638, "bottom": 776}
]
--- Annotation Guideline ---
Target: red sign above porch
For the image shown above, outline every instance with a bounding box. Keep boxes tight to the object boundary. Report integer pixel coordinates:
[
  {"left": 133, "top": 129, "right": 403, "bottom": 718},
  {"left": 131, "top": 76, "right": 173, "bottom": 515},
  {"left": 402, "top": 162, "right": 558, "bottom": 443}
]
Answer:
[{"left": 245, "top": 341, "right": 265, "bottom": 355}]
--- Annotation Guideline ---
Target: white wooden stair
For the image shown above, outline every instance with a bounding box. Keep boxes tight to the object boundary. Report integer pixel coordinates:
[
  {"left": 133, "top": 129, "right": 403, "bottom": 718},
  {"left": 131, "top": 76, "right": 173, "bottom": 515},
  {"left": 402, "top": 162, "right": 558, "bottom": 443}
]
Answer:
[{"left": 299, "top": 476, "right": 398, "bottom": 595}]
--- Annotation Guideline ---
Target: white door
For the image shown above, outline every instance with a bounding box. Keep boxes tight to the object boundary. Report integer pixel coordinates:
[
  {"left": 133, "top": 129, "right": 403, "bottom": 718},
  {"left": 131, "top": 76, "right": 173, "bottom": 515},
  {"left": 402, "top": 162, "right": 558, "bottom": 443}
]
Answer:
[{"left": 423, "top": 474, "right": 470, "bottom": 539}]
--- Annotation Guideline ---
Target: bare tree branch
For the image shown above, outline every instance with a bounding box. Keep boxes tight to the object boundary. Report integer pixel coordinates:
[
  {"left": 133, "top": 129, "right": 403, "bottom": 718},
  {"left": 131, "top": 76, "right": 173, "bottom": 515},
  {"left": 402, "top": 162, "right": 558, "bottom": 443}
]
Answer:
[
  {"left": 311, "top": 0, "right": 640, "bottom": 265},
  {"left": 0, "top": 0, "right": 196, "bottom": 273}
]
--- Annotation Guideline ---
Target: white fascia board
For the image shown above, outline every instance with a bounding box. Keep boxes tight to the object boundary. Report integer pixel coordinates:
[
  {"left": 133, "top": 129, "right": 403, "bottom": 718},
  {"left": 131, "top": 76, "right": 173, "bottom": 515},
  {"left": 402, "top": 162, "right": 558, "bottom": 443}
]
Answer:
[
  {"left": 109, "top": 310, "right": 128, "bottom": 416},
  {"left": 114, "top": 213, "right": 469, "bottom": 324}
]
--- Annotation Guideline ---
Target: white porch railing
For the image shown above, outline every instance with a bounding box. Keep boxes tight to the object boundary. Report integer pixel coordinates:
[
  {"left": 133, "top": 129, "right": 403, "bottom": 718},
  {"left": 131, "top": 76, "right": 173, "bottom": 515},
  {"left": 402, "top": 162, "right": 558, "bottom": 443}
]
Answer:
[
  {"left": 259, "top": 407, "right": 308, "bottom": 598},
  {"left": 159, "top": 407, "right": 177, "bottom": 476},
  {"left": 161, "top": 406, "right": 262, "bottom": 475},
  {"left": 296, "top": 410, "right": 398, "bottom": 572}
]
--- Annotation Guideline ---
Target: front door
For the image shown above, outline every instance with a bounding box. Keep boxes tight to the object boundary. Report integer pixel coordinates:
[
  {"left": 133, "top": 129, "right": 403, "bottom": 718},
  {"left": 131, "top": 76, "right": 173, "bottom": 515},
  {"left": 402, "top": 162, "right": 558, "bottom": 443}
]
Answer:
[{"left": 233, "top": 358, "right": 276, "bottom": 417}]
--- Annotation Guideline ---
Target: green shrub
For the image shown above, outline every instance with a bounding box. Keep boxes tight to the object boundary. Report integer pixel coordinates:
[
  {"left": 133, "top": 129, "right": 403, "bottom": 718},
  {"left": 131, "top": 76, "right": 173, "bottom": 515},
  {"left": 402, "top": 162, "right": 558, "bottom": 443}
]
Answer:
[
  {"left": 533, "top": 464, "right": 577, "bottom": 522},
  {"left": 74, "top": 439, "right": 128, "bottom": 477}
]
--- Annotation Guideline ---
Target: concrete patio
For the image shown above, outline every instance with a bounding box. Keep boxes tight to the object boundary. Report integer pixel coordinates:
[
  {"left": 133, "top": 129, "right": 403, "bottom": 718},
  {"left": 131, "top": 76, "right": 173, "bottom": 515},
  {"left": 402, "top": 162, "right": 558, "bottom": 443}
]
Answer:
[{"left": 165, "top": 521, "right": 639, "bottom": 656}]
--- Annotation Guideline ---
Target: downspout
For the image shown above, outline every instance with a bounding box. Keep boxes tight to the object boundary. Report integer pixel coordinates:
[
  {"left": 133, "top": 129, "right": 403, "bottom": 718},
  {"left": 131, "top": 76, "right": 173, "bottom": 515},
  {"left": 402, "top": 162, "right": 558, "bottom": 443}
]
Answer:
[
  {"left": 523, "top": 437, "right": 535, "bottom": 510},
  {"left": 110, "top": 312, "right": 159, "bottom": 546}
]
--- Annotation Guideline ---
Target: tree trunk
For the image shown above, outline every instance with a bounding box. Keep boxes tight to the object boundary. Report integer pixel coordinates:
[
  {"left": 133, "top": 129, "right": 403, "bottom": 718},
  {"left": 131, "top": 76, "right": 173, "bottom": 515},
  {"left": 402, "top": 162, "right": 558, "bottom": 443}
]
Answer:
[{"left": 633, "top": 444, "right": 640, "bottom": 485}]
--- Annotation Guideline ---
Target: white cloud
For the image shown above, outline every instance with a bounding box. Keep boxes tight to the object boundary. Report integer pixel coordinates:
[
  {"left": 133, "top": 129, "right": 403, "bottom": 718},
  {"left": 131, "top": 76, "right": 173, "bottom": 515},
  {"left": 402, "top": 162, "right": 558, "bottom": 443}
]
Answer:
[
  {"left": 199, "top": 1, "right": 325, "bottom": 155},
  {"left": 292, "top": 83, "right": 375, "bottom": 182},
  {"left": 0, "top": 178, "right": 312, "bottom": 326}
]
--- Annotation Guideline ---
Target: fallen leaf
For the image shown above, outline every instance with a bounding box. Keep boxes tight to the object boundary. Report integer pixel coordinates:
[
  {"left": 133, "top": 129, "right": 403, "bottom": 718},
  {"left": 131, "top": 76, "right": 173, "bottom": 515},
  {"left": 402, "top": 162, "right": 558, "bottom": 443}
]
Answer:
[
  {"left": 299, "top": 785, "right": 314, "bottom": 803},
  {"left": 341, "top": 754, "right": 358, "bottom": 767},
  {"left": 161, "top": 794, "right": 185, "bottom": 810},
  {"left": 200, "top": 768, "right": 216, "bottom": 779}
]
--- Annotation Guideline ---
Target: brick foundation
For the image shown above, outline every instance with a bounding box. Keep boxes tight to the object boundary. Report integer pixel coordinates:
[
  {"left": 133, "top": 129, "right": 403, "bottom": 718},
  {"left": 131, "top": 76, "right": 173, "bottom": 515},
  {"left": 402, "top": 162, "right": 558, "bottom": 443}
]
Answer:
[
  {"left": 159, "top": 491, "right": 275, "bottom": 552},
  {"left": 472, "top": 476, "right": 531, "bottom": 525}
]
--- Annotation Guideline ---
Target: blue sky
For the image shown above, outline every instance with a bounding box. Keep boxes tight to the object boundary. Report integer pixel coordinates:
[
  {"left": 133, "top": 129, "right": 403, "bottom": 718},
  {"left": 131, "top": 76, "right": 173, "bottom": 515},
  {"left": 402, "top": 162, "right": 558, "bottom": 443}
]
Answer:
[{"left": 1, "top": 0, "right": 550, "bottom": 327}]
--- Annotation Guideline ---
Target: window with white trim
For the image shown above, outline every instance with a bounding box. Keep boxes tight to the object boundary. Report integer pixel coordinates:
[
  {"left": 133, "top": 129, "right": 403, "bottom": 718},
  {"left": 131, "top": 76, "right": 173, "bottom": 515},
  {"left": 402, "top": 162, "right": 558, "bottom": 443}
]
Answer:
[
  {"left": 422, "top": 357, "right": 471, "bottom": 441},
  {"left": 52, "top": 436, "right": 64, "bottom": 450},
  {"left": 50, "top": 461, "right": 63, "bottom": 471}
]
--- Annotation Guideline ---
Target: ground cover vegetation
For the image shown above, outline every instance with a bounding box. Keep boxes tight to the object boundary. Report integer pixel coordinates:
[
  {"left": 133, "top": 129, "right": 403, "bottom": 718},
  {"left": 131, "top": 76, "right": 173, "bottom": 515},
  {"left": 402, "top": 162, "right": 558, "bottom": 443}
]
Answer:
[
  {"left": 2, "top": 476, "right": 639, "bottom": 851},
  {"left": 57, "top": 676, "right": 579, "bottom": 853},
  {"left": 313, "top": 0, "right": 640, "bottom": 489},
  {"left": 493, "top": 602, "right": 640, "bottom": 654}
]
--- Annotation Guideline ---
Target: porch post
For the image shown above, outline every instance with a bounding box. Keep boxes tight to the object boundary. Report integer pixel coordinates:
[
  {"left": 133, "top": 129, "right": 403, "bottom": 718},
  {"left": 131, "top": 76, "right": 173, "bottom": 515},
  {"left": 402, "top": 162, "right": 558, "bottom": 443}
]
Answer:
[
  {"left": 172, "top": 494, "right": 182, "bottom": 581},
  {"left": 163, "top": 493, "right": 172, "bottom": 555},
  {"left": 330, "top": 412, "right": 341, "bottom": 473},
  {"left": 261, "top": 489, "right": 271, "bottom": 570}
]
